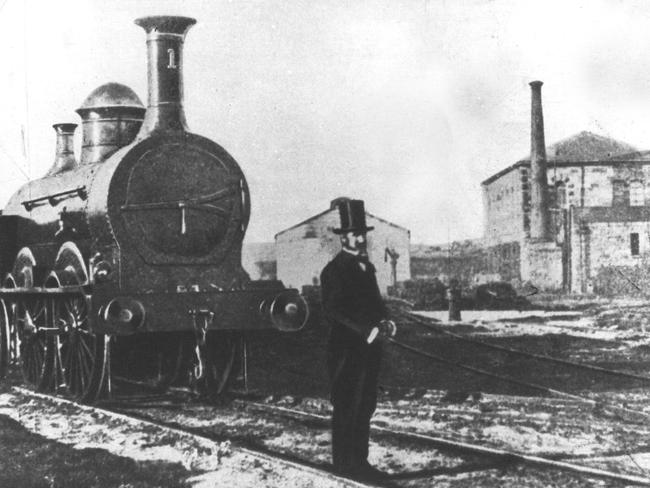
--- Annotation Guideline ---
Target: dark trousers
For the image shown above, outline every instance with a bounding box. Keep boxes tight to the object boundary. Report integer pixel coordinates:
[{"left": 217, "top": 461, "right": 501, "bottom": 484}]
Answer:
[{"left": 328, "top": 343, "right": 381, "bottom": 472}]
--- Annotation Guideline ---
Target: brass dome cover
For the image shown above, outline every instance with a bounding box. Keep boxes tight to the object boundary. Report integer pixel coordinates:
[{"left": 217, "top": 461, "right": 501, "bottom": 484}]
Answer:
[{"left": 77, "top": 82, "right": 144, "bottom": 113}]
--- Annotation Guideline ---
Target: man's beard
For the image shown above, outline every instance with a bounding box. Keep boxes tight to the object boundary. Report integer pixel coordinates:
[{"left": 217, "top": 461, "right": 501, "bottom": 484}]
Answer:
[{"left": 342, "top": 239, "right": 367, "bottom": 256}]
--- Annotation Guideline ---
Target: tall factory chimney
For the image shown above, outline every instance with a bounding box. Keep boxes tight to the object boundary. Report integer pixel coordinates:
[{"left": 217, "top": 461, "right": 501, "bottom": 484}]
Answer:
[
  {"left": 46, "top": 124, "right": 77, "bottom": 175},
  {"left": 529, "top": 80, "right": 551, "bottom": 241},
  {"left": 135, "top": 16, "right": 197, "bottom": 136}
]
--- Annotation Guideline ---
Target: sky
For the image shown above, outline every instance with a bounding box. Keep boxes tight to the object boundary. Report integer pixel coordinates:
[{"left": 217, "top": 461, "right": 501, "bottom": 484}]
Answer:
[{"left": 2, "top": 0, "right": 650, "bottom": 244}]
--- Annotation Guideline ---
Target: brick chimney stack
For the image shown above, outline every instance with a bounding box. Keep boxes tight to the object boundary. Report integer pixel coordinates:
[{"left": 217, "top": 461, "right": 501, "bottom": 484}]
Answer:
[{"left": 529, "top": 80, "right": 551, "bottom": 241}]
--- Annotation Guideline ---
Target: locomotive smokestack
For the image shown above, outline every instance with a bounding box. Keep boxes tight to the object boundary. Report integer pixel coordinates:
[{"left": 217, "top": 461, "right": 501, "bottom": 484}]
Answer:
[
  {"left": 135, "top": 16, "right": 196, "bottom": 135},
  {"left": 46, "top": 123, "right": 77, "bottom": 175},
  {"left": 529, "top": 80, "right": 551, "bottom": 241}
]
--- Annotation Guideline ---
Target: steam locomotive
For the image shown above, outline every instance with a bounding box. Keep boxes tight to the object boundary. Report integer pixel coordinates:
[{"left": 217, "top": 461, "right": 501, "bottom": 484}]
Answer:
[{"left": 0, "top": 16, "right": 308, "bottom": 402}]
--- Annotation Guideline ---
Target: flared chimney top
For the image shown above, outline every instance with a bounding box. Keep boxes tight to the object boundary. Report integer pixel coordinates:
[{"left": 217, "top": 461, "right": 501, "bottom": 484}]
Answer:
[
  {"left": 134, "top": 16, "right": 197, "bottom": 136},
  {"left": 46, "top": 123, "right": 78, "bottom": 175}
]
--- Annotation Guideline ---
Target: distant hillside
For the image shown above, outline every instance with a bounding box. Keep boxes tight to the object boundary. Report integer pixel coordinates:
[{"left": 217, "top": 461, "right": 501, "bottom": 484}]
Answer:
[
  {"left": 242, "top": 240, "right": 489, "bottom": 282},
  {"left": 411, "top": 239, "right": 484, "bottom": 258},
  {"left": 410, "top": 240, "right": 487, "bottom": 286},
  {"left": 243, "top": 241, "right": 488, "bottom": 262}
]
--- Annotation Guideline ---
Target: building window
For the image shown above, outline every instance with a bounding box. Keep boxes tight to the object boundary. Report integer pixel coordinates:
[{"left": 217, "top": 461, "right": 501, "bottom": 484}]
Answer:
[
  {"left": 630, "top": 181, "right": 644, "bottom": 206},
  {"left": 612, "top": 180, "right": 629, "bottom": 206},
  {"left": 554, "top": 182, "right": 566, "bottom": 208},
  {"left": 631, "top": 233, "right": 640, "bottom": 256}
]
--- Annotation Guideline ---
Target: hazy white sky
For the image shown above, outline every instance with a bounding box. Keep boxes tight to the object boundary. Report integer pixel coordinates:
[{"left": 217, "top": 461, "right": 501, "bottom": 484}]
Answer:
[{"left": 1, "top": 0, "right": 650, "bottom": 244}]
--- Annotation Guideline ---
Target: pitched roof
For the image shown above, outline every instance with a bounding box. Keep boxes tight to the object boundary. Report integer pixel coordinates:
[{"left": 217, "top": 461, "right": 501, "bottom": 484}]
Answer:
[
  {"left": 605, "top": 149, "right": 650, "bottom": 161},
  {"left": 522, "top": 131, "right": 638, "bottom": 163},
  {"left": 274, "top": 208, "right": 331, "bottom": 238},
  {"left": 274, "top": 208, "right": 409, "bottom": 239},
  {"left": 483, "top": 131, "right": 642, "bottom": 186}
]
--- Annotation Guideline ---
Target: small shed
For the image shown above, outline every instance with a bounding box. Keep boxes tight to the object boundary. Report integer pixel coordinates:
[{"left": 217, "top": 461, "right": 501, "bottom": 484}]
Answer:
[{"left": 275, "top": 198, "right": 411, "bottom": 294}]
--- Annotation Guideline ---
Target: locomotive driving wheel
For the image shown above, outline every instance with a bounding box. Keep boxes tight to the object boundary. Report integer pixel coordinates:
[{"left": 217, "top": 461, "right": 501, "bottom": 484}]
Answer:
[
  {"left": 3, "top": 277, "right": 19, "bottom": 369},
  {"left": 15, "top": 297, "right": 54, "bottom": 391},
  {"left": 53, "top": 294, "right": 107, "bottom": 402},
  {"left": 6, "top": 301, "right": 18, "bottom": 369},
  {"left": 0, "top": 300, "right": 9, "bottom": 379}
]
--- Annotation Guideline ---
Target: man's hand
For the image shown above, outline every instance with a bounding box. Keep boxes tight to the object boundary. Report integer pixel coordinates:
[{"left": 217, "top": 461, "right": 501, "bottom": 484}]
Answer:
[
  {"left": 366, "top": 320, "right": 397, "bottom": 343},
  {"left": 378, "top": 319, "right": 397, "bottom": 338}
]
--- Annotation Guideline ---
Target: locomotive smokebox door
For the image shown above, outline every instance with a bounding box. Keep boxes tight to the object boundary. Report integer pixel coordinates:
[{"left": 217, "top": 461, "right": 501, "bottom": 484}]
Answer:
[{"left": 114, "top": 136, "right": 250, "bottom": 265}]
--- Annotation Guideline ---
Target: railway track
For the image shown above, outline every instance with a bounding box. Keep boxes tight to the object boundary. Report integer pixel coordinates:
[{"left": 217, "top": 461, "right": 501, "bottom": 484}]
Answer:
[
  {"left": 5, "top": 310, "right": 650, "bottom": 485},
  {"left": 385, "top": 312, "right": 650, "bottom": 418},
  {"left": 100, "top": 389, "right": 503, "bottom": 485},
  {"left": 11, "top": 387, "right": 377, "bottom": 488},
  {"left": 10, "top": 386, "right": 650, "bottom": 486},
  {"left": 235, "top": 399, "right": 650, "bottom": 486},
  {"left": 404, "top": 311, "right": 650, "bottom": 383}
]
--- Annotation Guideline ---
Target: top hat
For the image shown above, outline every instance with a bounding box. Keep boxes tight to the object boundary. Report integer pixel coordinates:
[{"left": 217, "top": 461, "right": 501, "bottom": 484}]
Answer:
[{"left": 332, "top": 199, "right": 374, "bottom": 234}]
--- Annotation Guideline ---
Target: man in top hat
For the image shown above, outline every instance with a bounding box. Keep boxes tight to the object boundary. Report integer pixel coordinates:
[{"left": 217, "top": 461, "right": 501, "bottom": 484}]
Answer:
[{"left": 320, "top": 198, "right": 397, "bottom": 480}]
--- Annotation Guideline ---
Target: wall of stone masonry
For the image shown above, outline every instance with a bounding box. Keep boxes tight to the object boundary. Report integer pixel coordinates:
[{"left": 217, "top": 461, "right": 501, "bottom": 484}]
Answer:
[
  {"left": 547, "top": 162, "right": 650, "bottom": 208},
  {"left": 570, "top": 207, "right": 650, "bottom": 294},
  {"left": 485, "top": 241, "right": 521, "bottom": 284},
  {"left": 484, "top": 161, "right": 650, "bottom": 294},
  {"left": 520, "top": 240, "right": 564, "bottom": 291},
  {"left": 487, "top": 161, "right": 650, "bottom": 246},
  {"left": 483, "top": 168, "right": 526, "bottom": 246}
]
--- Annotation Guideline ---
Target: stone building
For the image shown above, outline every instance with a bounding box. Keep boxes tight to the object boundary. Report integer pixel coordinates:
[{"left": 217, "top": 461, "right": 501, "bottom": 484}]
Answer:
[
  {"left": 482, "top": 81, "right": 650, "bottom": 294},
  {"left": 275, "top": 198, "right": 411, "bottom": 293}
]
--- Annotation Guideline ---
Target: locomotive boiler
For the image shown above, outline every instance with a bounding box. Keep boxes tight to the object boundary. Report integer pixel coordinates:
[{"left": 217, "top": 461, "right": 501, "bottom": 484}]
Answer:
[{"left": 0, "top": 16, "right": 308, "bottom": 402}]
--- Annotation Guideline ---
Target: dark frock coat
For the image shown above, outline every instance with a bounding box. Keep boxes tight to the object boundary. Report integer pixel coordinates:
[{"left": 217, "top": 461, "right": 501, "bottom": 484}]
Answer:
[{"left": 320, "top": 250, "right": 388, "bottom": 471}]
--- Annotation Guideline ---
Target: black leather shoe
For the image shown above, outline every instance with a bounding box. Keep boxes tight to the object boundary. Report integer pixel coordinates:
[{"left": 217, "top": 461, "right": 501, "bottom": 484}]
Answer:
[
  {"left": 357, "top": 462, "right": 389, "bottom": 480},
  {"left": 333, "top": 464, "right": 360, "bottom": 479}
]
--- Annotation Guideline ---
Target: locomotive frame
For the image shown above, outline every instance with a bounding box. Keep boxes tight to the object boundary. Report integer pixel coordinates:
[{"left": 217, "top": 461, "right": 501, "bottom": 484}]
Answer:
[{"left": 0, "top": 15, "right": 308, "bottom": 402}]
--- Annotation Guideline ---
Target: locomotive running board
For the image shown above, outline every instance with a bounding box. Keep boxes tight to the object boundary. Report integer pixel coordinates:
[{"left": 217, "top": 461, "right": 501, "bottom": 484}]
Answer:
[{"left": 0, "top": 286, "right": 89, "bottom": 296}]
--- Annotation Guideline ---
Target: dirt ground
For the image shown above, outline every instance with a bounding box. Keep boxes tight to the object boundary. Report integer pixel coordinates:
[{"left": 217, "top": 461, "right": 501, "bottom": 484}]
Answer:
[
  {"left": 245, "top": 299, "right": 650, "bottom": 399},
  {"left": 0, "top": 376, "right": 191, "bottom": 488},
  {"left": 0, "top": 416, "right": 190, "bottom": 488},
  {"left": 2, "top": 298, "right": 650, "bottom": 487}
]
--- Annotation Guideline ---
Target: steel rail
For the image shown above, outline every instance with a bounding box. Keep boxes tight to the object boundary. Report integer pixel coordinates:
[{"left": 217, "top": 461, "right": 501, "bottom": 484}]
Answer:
[
  {"left": 404, "top": 312, "right": 650, "bottom": 384},
  {"left": 385, "top": 338, "right": 650, "bottom": 423},
  {"left": 239, "top": 400, "right": 650, "bottom": 486},
  {"left": 101, "top": 380, "right": 508, "bottom": 481},
  {"left": 14, "top": 387, "right": 650, "bottom": 485},
  {"left": 12, "top": 387, "right": 377, "bottom": 488}
]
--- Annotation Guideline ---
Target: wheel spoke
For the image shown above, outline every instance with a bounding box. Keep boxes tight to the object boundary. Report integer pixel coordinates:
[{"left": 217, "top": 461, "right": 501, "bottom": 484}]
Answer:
[
  {"left": 54, "top": 337, "right": 64, "bottom": 387},
  {"left": 79, "top": 339, "right": 92, "bottom": 375},
  {"left": 64, "top": 340, "right": 73, "bottom": 372},
  {"left": 53, "top": 295, "right": 105, "bottom": 401},
  {"left": 16, "top": 298, "right": 52, "bottom": 389},
  {"left": 74, "top": 347, "right": 82, "bottom": 390},
  {"left": 79, "top": 336, "right": 93, "bottom": 357},
  {"left": 0, "top": 300, "right": 10, "bottom": 379}
]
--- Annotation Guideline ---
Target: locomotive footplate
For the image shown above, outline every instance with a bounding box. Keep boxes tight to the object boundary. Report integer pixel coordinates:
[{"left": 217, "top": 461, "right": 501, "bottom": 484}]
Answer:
[
  {"left": 92, "top": 288, "right": 308, "bottom": 336},
  {"left": 0, "top": 287, "right": 89, "bottom": 298}
]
